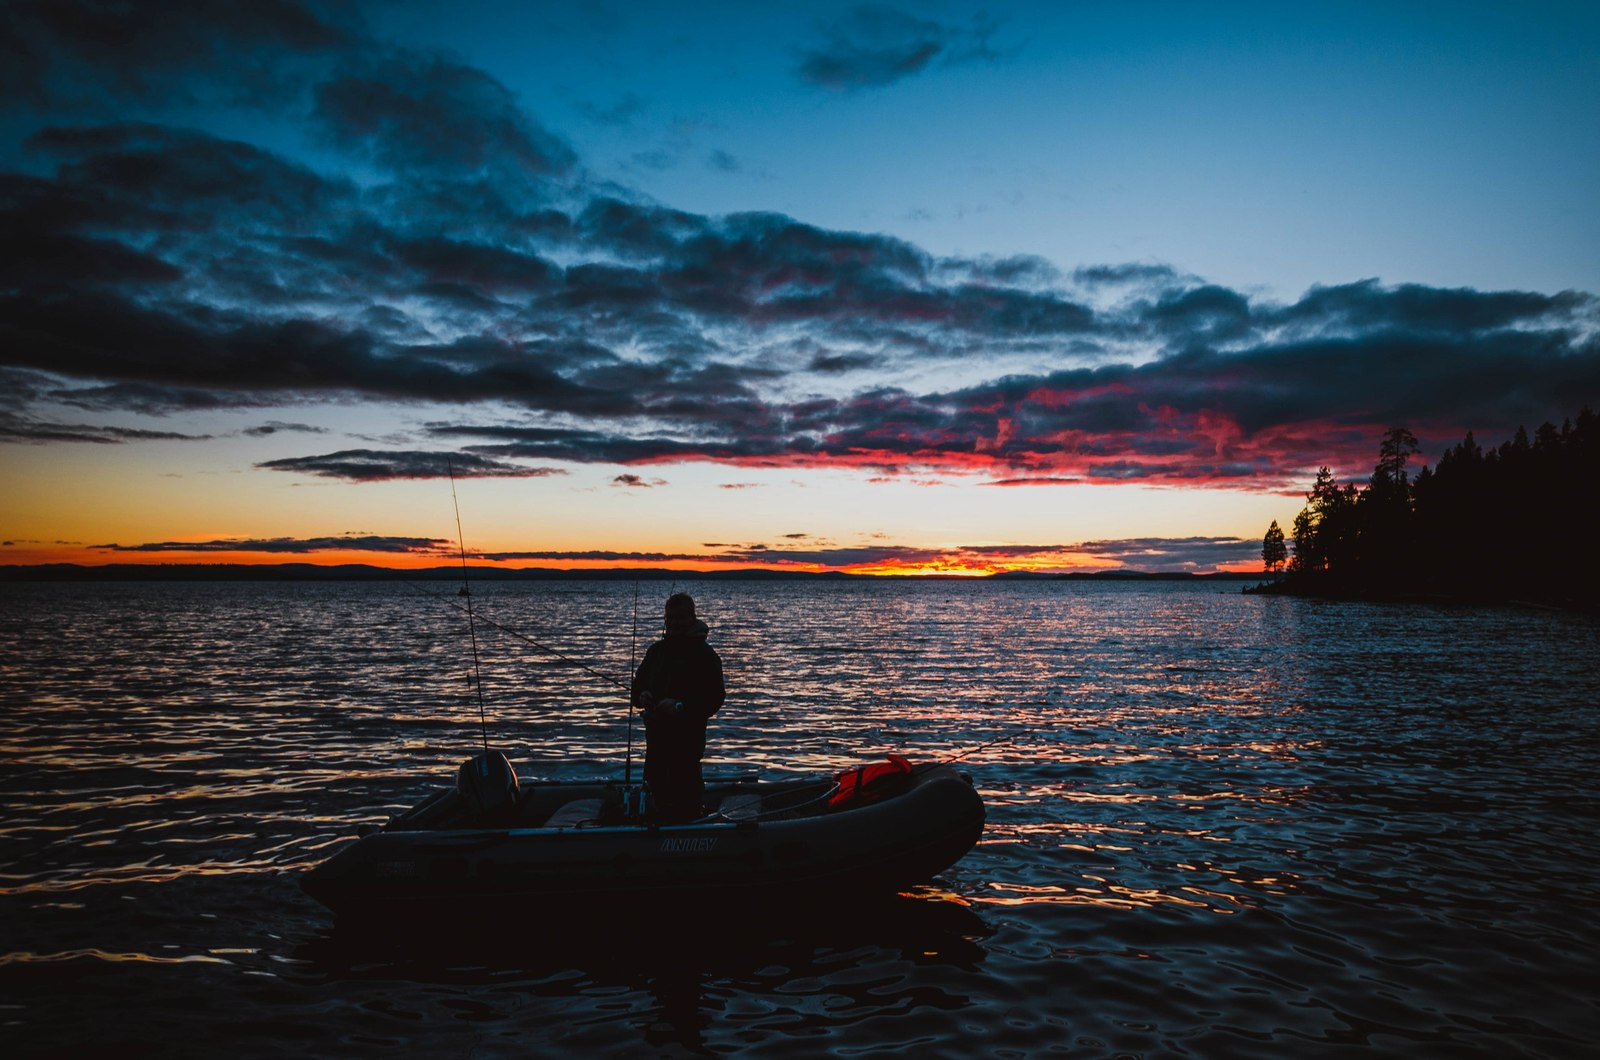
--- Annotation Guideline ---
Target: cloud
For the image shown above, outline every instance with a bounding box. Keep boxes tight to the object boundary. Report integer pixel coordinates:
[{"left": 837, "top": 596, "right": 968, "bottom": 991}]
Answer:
[
  {"left": 477, "top": 549, "right": 707, "bottom": 563},
  {"left": 612, "top": 473, "right": 667, "bottom": 488},
  {"left": 256, "top": 449, "right": 569, "bottom": 482},
  {"left": 796, "top": 5, "right": 1003, "bottom": 91},
  {"left": 1, "top": 3, "right": 1595, "bottom": 500},
  {"left": 242, "top": 420, "right": 327, "bottom": 437},
  {"left": 696, "top": 535, "right": 1260, "bottom": 573},
  {"left": 1, "top": 0, "right": 356, "bottom": 112},
  {"left": 1073, "top": 263, "right": 1185, "bottom": 289},
  {"left": 315, "top": 50, "right": 577, "bottom": 181},
  {"left": 411, "top": 276, "right": 1595, "bottom": 486},
  {"left": 91, "top": 534, "right": 454, "bottom": 555},
  {"left": 449, "top": 535, "right": 1261, "bottom": 573},
  {"left": 0, "top": 412, "right": 210, "bottom": 444}
]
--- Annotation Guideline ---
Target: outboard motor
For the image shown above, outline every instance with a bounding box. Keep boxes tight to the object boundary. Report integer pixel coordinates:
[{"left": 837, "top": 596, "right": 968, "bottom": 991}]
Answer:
[{"left": 457, "top": 750, "right": 521, "bottom": 826}]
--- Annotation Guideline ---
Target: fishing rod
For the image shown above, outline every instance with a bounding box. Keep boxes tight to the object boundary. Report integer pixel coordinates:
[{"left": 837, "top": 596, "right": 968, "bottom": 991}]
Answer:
[
  {"left": 447, "top": 459, "right": 490, "bottom": 753},
  {"left": 625, "top": 581, "right": 639, "bottom": 785}
]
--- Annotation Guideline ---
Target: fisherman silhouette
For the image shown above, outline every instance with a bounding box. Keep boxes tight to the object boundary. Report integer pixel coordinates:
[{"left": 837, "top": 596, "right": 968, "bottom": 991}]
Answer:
[{"left": 631, "top": 593, "right": 725, "bottom": 823}]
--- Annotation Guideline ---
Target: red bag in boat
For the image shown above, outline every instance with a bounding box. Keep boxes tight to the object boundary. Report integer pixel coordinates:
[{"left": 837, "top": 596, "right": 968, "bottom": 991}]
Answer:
[{"left": 829, "top": 754, "right": 914, "bottom": 810}]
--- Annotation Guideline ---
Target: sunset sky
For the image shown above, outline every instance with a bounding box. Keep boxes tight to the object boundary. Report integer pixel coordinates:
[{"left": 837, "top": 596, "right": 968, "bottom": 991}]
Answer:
[{"left": 3, "top": 1, "right": 1597, "bottom": 574}]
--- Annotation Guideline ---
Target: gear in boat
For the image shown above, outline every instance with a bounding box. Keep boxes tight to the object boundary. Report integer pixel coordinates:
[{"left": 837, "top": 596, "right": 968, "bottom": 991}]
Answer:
[{"left": 301, "top": 750, "right": 984, "bottom": 918}]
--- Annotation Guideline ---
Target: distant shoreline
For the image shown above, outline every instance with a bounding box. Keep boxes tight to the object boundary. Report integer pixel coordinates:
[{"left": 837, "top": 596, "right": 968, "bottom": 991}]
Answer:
[{"left": 0, "top": 562, "right": 1264, "bottom": 583}]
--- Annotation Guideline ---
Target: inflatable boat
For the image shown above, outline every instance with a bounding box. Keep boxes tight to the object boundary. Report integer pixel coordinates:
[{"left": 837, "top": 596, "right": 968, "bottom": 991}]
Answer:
[{"left": 301, "top": 752, "right": 985, "bottom": 918}]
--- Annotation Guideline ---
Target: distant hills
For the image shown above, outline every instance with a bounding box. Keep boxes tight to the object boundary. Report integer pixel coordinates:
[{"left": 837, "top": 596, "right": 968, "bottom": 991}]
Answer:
[{"left": 0, "top": 563, "right": 1261, "bottom": 583}]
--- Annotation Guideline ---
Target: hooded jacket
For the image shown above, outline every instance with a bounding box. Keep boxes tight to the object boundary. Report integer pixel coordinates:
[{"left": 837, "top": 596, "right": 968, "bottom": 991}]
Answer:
[{"left": 631, "top": 619, "right": 725, "bottom": 768}]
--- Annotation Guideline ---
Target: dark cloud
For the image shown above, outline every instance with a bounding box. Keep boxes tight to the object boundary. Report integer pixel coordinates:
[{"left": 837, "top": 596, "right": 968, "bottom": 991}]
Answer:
[
  {"left": 0, "top": 286, "right": 643, "bottom": 416},
  {"left": 796, "top": 5, "right": 1002, "bottom": 91},
  {"left": 0, "top": 412, "right": 210, "bottom": 444},
  {"left": 91, "top": 534, "right": 452, "bottom": 555},
  {"left": 701, "top": 535, "right": 1258, "bottom": 572},
  {"left": 986, "top": 476, "right": 1085, "bottom": 486},
  {"left": 49, "top": 382, "right": 271, "bottom": 415},
  {"left": 242, "top": 420, "right": 327, "bottom": 436},
  {"left": 1069, "top": 537, "right": 1257, "bottom": 566},
  {"left": 478, "top": 549, "right": 706, "bottom": 563},
  {"left": 2, "top": 0, "right": 355, "bottom": 112},
  {"left": 1269, "top": 278, "right": 1590, "bottom": 337},
  {"left": 256, "top": 449, "right": 568, "bottom": 482},
  {"left": 68, "top": 533, "right": 1263, "bottom": 572},
  {"left": 612, "top": 473, "right": 667, "bottom": 488},
  {"left": 1144, "top": 284, "right": 1254, "bottom": 346},
  {"left": 313, "top": 50, "right": 576, "bottom": 181},
  {"left": 809, "top": 351, "right": 881, "bottom": 374},
  {"left": 2, "top": 4, "right": 1594, "bottom": 498},
  {"left": 945, "top": 254, "right": 1062, "bottom": 288},
  {"left": 406, "top": 271, "right": 1596, "bottom": 485},
  {"left": 1073, "top": 263, "right": 1184, "bottom": 288},
  {"left": 28, "top": 122, "right": 355, "bottom": 231}
]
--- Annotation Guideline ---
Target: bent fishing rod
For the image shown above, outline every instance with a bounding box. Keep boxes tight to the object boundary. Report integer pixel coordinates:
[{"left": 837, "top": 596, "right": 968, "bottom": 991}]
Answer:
[
  {"left": 625, "top": 581, "right": 639, "bottom": 785},
  {"left": 448, "top": 460, "right": 491, "bottom": 753}
]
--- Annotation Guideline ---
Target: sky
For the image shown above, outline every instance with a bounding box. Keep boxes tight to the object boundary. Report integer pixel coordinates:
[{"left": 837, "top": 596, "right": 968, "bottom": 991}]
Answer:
[{"left": 2, "top": 0, "right": 1597, "bottom": 575}]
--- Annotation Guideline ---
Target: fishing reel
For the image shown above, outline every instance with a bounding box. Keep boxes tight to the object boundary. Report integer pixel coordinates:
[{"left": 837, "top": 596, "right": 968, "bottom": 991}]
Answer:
[
  {"left": 602, "top": 782, "right": 653, "bottom": 823},
  {"left": 621, "top": 783, "right": 652, "bottom": 821}
]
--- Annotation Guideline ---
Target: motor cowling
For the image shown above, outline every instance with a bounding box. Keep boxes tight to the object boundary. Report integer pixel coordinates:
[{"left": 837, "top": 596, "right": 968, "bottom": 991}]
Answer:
[{"left": 457, "top": 750, "right": 520, "bottom": 824}]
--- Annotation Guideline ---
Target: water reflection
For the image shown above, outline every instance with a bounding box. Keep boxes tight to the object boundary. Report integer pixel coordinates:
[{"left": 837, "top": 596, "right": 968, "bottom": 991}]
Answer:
[
  {"left": 3, "top": 580, "right": 1597, "bottom": 1055},
  {"left": 292, "top": 891, "right": 990, "bottom": 1054}
]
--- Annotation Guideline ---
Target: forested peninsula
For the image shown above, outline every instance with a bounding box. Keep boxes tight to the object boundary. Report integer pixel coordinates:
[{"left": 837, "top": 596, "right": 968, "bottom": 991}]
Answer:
[{"left": 1253, "top": 408, "right": 1598, "bottom": 610}]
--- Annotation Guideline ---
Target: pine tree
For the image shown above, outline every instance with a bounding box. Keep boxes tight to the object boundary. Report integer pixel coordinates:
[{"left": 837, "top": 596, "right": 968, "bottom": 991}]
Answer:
[{"left": 1262, "top": 520, "right": 1287, "bottom": 579}]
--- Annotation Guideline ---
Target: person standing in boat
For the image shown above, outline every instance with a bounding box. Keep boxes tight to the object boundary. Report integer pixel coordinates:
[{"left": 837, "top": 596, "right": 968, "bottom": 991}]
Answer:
[{"left": 632, "top": 592, "right": 725, "bottom": 823}]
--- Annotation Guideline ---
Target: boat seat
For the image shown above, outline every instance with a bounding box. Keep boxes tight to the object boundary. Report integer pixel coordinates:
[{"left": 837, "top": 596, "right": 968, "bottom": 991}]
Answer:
[
  {"left": 717, "top": 793, "right": 762, "bottom": 820},
  {"left": 543, "top": 798, "right": 604, "bottom": 828}
]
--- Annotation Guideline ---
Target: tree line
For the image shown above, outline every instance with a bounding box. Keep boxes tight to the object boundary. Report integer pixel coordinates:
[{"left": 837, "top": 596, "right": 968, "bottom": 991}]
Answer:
[{"left": 1259, "top": 408, "right": 1598, "bottom": 608}]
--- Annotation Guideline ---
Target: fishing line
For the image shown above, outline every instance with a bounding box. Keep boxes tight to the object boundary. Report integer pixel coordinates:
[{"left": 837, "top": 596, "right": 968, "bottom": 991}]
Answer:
[
  {"left": 401, "top": 578, "right": 630, "bottom": 692},
  {"left": 941, "top": 728, "right": 1029, "bottom": 765},
  {"left": 938, "top": 685, "right": 1061, "bottom": 765},
  {"left": 625, "top": 580, "right": 639, "bottom": 785},
  {"left": 447, "top": 459, "right": 490, "bottom": 753}
]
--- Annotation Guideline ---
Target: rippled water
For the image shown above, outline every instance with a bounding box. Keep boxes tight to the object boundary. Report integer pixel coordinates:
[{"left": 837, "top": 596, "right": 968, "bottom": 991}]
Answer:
[{"left": 3, "top": 579, "right": 1597, "bottom": 1057}]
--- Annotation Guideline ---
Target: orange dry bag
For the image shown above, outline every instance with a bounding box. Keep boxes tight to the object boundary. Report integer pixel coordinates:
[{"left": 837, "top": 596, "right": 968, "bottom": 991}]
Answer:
[{"left": 828, "top": 753, "right": 914, "bottom": 810}]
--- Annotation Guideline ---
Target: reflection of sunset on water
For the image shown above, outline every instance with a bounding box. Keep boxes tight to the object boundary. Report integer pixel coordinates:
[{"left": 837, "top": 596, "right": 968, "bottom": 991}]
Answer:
[{"left": 4, "top": 576, "right": 1598, "bottom": 1055}]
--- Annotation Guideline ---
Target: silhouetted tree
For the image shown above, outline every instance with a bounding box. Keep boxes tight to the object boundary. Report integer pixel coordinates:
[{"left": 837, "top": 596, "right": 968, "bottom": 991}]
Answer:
[
  {"left": 1266, "top": 408, "right": 1597, "bottom": 608},
  {"left": 1372, "top": 427, "right": 1419, "bottom": 499},
  {"left": 1365, "top": 426, "right": 1420, "bottom": 584},
  {"left": 1290, "top": 506, "right": 1317, "bottom": 574},
  {"left": 1262, "top": 520, "right": 1287, "bottom": 578},
  {"left": 1288, "top": 467, "right": 1337, "bottom": 573}
]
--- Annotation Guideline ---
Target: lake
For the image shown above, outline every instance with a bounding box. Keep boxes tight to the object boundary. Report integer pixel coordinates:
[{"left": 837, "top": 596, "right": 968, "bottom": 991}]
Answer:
[{"left": 2, "top": 578, "right": 1597, "bottom": 1057}]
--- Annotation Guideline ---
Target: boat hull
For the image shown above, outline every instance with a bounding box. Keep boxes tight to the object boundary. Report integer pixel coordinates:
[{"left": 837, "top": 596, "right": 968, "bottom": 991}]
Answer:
[{"left": 301, "top": 764, "right": 984, "bottom": 918}]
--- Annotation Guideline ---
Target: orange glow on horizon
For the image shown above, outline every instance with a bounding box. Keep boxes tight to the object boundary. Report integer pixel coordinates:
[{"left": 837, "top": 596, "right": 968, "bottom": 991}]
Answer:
[{"left": 2, "top": 543, "right": 1262, "bottom": 579}]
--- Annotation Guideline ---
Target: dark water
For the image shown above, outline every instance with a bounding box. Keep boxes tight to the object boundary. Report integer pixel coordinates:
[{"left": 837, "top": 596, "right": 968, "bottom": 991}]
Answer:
[{"left": 2, "top": 579, "right": 1597, "bottom": 1057}]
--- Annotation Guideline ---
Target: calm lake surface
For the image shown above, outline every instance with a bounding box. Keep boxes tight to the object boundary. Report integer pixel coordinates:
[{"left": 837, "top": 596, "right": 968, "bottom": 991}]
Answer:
[{"left": 2, "top": 579, "right": 1597, "bottom": 1057}]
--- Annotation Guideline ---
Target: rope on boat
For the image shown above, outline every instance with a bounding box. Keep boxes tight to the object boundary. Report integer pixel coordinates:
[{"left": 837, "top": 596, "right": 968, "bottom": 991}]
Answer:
[{"left": 700, "top": 782, "right": 843, "bottom": 824}]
